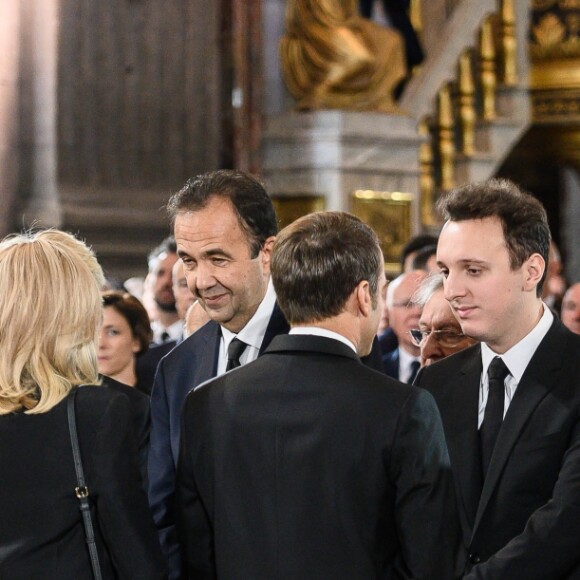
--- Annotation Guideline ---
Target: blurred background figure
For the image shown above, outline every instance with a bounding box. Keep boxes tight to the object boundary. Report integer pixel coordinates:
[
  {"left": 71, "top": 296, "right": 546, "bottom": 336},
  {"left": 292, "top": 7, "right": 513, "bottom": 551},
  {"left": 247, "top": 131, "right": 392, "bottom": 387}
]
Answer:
[
  {"left": 561, "top": 282, "right": 580, "bottom": 334},
  {"left": 400, "top": 234, "right": 438, "bottom": 273},
  {"left": 410, "top": 244, "right": 438, "bottom": 273},
  {"left": 411, "top": 274, "right": 478, "bottom": 367},
  {"left": 99, "top": 291, "right": 153, "bottom": 389},
  {"left": 0, "top": 230, "right": 165, "bottom": 579},
  {"left": 382, "top": 270, "right": 426, "bottom": 382},
  {"left": 543, "top": 241, "right": 567, "bottom": 312},
  {"left": 172, "top": 258, "right": 196, "bottom": 333},
  {"left": 183, "top": 300, "right": 210, "bottom": 340},
  {"left": 146, "top": 237, "right": 181, "bottom": 344},
  {"left": 376, "top": 285, "right": 398, "bottom": 355}
]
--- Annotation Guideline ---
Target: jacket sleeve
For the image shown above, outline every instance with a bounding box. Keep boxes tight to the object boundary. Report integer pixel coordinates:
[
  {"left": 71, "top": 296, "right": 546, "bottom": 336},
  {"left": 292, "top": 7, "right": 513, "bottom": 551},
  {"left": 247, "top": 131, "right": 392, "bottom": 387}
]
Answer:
[
  {"left": 148, "top": 359, "right": 183, "bottom": 579},
  {"left": 464, "top": 414, "right": 580, "bottom": 580},
  {"left": 175, "top": 392, "right": 216, "bottom": 579},
  {"left": 92, "top": 392, "right": 167, "bottom": 579},
  {"left": 389, "top": 388, "right": 463, "bottom": 580}
]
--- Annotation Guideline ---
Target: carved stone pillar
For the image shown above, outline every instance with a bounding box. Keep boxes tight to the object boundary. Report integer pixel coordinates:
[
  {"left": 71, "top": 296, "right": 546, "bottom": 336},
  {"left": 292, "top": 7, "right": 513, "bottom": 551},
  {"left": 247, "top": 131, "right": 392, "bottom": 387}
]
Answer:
[{"left": 0, "top": 1, "right": 21, "bottom": 236}]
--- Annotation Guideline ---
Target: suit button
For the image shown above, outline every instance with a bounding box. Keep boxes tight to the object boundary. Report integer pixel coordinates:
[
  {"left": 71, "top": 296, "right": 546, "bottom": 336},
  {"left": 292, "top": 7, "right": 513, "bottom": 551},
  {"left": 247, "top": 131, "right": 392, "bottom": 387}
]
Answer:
[{"left": 469, "top": 553, "right": 481, "bottom": 564}]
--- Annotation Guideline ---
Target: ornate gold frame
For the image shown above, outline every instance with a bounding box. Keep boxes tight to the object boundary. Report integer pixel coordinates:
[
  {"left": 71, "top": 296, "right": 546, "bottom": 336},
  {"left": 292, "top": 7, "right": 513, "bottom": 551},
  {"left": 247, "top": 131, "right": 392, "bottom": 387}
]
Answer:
[{"left": 350, "top": 190, "right": 414, "bottom": 275}]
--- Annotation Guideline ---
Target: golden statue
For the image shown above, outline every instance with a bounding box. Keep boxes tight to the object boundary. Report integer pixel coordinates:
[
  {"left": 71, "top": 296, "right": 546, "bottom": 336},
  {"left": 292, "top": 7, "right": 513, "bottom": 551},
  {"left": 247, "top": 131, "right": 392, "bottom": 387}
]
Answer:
[{"left": 280, "top": 0, "right": 407, "bottom": 113}]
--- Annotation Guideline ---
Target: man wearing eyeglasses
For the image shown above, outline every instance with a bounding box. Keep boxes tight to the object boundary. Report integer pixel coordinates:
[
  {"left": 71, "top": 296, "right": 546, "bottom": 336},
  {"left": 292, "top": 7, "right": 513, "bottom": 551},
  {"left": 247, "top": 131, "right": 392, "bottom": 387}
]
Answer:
[
  {"left": 411, "top": 274, "right": 477, "bottom": 367},
  {"left": 382, "top": 270, "right": 426, "bottom": 383}
]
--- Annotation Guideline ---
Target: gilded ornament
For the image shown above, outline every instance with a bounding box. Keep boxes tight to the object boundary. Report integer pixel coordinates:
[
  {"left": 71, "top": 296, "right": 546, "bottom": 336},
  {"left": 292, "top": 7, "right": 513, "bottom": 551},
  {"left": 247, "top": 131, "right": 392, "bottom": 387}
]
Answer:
[{"left": 280, "top": 0, "right": 407, "bottom": 112}]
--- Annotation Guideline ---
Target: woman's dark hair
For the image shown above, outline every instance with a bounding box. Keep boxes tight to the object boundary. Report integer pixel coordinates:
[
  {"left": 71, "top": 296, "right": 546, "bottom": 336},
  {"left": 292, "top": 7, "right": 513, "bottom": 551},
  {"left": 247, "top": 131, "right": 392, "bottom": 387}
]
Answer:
[{"left": 101, "top": 291, "right": 152, "bottom": 354}]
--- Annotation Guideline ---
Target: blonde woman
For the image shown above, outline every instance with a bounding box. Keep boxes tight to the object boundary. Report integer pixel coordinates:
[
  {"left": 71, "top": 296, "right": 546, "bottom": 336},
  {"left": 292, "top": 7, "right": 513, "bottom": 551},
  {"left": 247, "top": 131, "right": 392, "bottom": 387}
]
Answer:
[{"left": 0, "top": 230, "right": 166, "bottom": 579}]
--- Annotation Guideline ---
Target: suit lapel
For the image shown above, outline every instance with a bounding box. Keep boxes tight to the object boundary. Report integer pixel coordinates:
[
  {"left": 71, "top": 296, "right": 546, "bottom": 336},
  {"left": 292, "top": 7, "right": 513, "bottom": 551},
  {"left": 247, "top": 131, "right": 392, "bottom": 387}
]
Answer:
[
  {"left": 259, "top": 303, "right": 290, "bottom": 354},
  {"left": 473, "top": 318, "right": 567, "bottom": 533},
  {"left": 193, "top": 322, "right": 221, "bottom": 388},
  {"left": 445, "top": 350, "right": 483, "bottom": 536}
]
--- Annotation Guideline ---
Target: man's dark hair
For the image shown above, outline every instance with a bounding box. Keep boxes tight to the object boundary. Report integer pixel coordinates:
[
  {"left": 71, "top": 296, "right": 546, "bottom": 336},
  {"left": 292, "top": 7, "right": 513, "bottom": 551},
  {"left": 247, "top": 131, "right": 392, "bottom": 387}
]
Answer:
[
  {"left": 272, "top": 211, "right": 383, "bottom": 324},
  {"left": 167, "top": 170, "right": 278, "bottom": 258},
  {"left": 411, "top": 244, "right": 437, "bottom": 272},
  {"left": 437, "top": 178, "right": 551, "bottom": 296},
  {"left": 148, "top": 236, "right": 177, "bottom": 272},
  {"left": 400, "top": 234, "right": 438, "bottom": 270}
]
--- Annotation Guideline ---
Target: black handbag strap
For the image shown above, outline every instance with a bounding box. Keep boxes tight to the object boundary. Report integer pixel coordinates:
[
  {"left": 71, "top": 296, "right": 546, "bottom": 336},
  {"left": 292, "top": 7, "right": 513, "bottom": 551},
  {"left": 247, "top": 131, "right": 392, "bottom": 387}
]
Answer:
[{"left": 67, "top": 388, "right": 103, "bottom": 580}]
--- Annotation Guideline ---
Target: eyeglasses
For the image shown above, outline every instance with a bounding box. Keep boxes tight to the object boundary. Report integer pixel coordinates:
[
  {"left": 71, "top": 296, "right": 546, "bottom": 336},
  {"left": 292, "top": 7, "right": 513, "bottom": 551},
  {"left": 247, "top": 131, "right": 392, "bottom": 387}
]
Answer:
[{"left": 409, "top": 328, "right": 468, "bottom": 348}]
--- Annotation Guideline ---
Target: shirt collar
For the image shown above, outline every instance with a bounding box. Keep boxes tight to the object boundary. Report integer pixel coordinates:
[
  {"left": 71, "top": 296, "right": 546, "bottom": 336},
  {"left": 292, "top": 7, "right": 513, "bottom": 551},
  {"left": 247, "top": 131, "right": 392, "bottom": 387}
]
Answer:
[
  {"left": 481, "top": 303, "right": 553, "bottom": 381},
  {"left": 289, "top": 326, "right": 357, "bottom": 353},
  {"left": 221, "top": 278, "right": 277, "bottom": 351}
]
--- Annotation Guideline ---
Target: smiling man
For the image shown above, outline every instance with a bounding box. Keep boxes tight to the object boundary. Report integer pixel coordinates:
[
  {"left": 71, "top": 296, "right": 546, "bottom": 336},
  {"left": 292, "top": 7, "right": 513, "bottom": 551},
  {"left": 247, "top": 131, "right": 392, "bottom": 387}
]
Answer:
[
  {"left": 149, "top": 171, "right": 384, "bottom": 578},
  {"left": 415, "top": 179, "right": 580, "bottom": 579},
  {"left": 148, "top": 170, "right": 290, "bottom": 578}
]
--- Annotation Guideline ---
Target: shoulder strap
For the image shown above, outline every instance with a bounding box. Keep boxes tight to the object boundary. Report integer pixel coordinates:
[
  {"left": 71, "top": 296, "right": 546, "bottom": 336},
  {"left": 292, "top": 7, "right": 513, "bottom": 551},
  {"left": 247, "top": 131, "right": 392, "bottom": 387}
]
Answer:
[{"left": 68, "top": 388, "right": 103, "bottom": 580}]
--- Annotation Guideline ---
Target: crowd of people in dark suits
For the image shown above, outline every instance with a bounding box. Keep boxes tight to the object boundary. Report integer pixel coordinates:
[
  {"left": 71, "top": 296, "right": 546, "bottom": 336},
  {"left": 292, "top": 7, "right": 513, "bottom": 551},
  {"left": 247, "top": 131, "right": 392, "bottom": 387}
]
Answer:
[{"left": 1, "top": 170, "right": 580, "bottom": 580}]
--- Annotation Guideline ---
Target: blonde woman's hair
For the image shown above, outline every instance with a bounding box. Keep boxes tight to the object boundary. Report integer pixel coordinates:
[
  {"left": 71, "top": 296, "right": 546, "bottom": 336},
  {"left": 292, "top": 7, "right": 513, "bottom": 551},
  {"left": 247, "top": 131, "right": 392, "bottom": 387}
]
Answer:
[{"left": 0, "top": 230, "right": 105, "bottom": 415}]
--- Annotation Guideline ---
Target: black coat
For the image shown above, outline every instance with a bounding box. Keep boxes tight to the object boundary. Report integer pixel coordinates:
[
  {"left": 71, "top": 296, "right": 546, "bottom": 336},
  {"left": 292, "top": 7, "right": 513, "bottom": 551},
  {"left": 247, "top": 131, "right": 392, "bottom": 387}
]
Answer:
[
  {"left": 176, "top": 335, "right": 460, "bottom": 579},
  {"left": 415, "top": 318, "right": 580, "bottom": 579},
  {"left": 0, "top": 386, "right": 166, "bottom": 579}
]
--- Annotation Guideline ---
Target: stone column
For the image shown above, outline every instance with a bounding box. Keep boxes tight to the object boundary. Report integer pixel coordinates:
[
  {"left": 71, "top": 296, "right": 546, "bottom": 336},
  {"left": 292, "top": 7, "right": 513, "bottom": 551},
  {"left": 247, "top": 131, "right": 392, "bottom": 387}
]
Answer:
[
  {"left": 19, "top": 0, "right": 61, "bottom": 228},
  {"left": 0, "top": 1, "right": 21, "bottom": 235}
]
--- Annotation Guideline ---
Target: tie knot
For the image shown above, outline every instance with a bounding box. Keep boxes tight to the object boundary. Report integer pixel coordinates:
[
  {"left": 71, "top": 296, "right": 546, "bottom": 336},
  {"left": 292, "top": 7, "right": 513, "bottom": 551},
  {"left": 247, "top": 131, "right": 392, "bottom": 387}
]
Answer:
[
  {"left": 226, "top": 338, "right": 247, "bottom": 371},
  {"left": 488, "top": 357, "right": 509, "bottom": 383}
]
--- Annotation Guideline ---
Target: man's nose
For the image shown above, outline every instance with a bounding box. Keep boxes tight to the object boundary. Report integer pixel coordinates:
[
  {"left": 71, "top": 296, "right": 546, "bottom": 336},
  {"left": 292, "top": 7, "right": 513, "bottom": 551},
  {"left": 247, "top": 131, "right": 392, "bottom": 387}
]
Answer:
[
  {"left": 443, "top": 271, "right": 465, "bottom": 302},
  {"left": 421, "top": 331, "right": 443, "bottom": 361},
  {"left": 195, "top": 261, "right": 217, "bottom": 291}
]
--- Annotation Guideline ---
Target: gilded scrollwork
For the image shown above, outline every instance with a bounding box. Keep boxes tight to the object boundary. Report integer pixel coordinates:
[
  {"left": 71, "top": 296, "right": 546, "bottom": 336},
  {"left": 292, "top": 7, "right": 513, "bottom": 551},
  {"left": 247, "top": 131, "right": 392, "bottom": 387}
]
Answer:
[{"left": 530, "top": 2, "right": 580, "bottom": 59}]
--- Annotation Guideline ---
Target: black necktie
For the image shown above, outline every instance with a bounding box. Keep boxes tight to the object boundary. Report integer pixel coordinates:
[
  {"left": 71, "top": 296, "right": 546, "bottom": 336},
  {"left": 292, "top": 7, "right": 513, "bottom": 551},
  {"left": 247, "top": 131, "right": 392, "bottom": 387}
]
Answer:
[
  {"left": 408, "top": 359, "right": 420, "bottom": 384},
  {"left": 226, "top": 338, "right": 247, "bottom": 371},
  {"left": 160, "top": 331, "right": 170, "bottom": 343},
  {"left": 480, "top": 357, "right": 510, "bottom": 476}
]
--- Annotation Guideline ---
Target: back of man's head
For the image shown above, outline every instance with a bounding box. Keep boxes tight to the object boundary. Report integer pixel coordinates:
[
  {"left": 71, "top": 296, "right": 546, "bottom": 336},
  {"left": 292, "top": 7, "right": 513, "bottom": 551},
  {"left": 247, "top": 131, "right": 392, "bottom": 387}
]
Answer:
[
  {"left": 272, "top": 212, "right": 383, "bottom": 325},
  {"left": 167, "top": 169, "right": 278, "bottom": 257}
]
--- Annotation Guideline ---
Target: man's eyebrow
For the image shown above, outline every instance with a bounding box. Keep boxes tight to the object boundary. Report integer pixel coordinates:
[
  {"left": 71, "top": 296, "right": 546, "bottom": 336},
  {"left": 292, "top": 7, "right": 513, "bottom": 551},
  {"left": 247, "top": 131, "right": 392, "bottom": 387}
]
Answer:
[
  {"left": 437, "top": 258, "right": 487, "bottom": 266},
  {"left": 204, "top": 248, "right": 233, "bottom": 259}
]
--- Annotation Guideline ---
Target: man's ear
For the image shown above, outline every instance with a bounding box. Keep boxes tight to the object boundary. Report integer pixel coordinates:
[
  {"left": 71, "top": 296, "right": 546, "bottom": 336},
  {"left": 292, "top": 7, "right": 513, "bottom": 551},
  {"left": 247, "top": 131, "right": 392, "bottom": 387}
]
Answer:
[
  {"left": 355, "top": 280, "right": 372, "bottom": 317},
  {"left": 523, "top": 253, "right": 545, "bottom": 293},
  {"left": 260, "top": 236, "right": 276, "bottom": 272}
]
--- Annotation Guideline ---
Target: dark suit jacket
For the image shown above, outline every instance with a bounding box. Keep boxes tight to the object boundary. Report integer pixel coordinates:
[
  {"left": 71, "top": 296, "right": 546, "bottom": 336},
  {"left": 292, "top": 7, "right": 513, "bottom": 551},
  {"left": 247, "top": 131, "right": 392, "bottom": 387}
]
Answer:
[
  {"left": 149, "top": 297, "right": 387, "bottom": 578},
  {"left": 101, "top": 375, "right": 151, "bottom": 489},
  {"left": 378, "top": 327, "right": 399, "bottom": 355},
  {"left": 382, "top": 346, "right": 400, "bottom": 380},
  {"left": 415, "top": 318, "right": 580, "bottom": 579},
  {"left": 148, "top": 304, "right": 290, "bottom": 578},
  {"left": 136, "top": 341, "right": 178, "bottom": 396},
  {"left": 176, "top": 335, "right": 460, "bottom": 579},
  {"left": 0, "top": 386, "right": 165, "bottom": 579}
]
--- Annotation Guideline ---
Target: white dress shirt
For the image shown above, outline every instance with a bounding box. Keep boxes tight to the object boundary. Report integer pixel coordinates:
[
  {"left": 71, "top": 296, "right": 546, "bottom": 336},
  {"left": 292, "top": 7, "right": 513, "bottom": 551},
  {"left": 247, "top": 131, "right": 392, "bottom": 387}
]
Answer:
[
  {"left": 218, "top": 279, "right": 278, "bottom": 375},
  {"left": 399, "top": 347, "right": 420, "bottom": 384},
  {"left": 289, "top": 326, "right": 357, "bottom": 353},
  {"left": 478, "top": 304, "right": 553, "bottom": 428},
  {"left": 151, "top": 319, "right": 183, "bottom": 344}
]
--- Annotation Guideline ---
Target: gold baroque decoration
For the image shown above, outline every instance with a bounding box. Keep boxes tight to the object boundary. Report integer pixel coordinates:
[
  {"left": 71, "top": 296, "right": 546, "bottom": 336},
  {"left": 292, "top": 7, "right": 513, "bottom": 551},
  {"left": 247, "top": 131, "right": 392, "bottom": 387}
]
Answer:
[
  {"left": 530, "top": 12, "right": 580, "bottom": 58},
  {"left": 532, "top": 0, "right": 558, "bottom": 9},
  {"left": 279, "top": 0, "right": 407, "bottom": 112}
]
